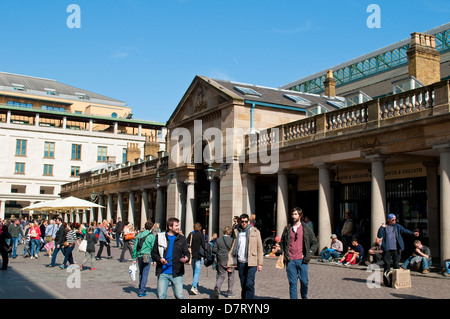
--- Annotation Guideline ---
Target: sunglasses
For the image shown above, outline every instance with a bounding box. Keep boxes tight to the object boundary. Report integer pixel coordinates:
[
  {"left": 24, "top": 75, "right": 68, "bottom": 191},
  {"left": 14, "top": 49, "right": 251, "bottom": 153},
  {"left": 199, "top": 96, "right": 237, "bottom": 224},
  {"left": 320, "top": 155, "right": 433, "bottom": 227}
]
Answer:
[{"left": 240, "top": 220, "right": 249, "bottom": 224}]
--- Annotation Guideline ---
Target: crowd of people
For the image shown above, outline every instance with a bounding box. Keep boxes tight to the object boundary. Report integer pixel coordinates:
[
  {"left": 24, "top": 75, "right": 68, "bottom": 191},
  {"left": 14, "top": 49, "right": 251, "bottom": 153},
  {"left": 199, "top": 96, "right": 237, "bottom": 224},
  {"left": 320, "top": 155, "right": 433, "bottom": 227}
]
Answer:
[{"left": 1, "top": 209, "right": 449, "bottom": 300}]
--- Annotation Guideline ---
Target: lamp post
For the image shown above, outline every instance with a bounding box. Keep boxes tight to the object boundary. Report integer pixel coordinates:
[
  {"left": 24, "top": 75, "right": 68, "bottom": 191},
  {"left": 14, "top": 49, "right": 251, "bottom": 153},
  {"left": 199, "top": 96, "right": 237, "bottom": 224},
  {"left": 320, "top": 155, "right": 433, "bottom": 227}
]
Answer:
[{"left": 205, "top": 163, "right": 217, "bottom": 240}]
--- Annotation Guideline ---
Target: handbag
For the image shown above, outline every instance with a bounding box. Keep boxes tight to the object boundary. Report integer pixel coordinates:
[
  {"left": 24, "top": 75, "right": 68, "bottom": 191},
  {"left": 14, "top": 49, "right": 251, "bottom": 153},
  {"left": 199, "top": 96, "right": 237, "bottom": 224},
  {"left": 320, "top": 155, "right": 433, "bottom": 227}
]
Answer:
[
  {"left": 63, "top": 241, "right": 69, "bottom": 248},
  {"left": 45, "top": 235, "right": 53, "bottom": 243},
  {"left": 275, "top": 253, "right": 285, "bottom": 269},
  {"left": 124, "top": 232, "right": 135, "bottom": 241},
  {"left": 78, "top": 239, "right": 87, "bottom": 253},
  {"left": 392, "top": 269, "right": 412, "bottom": 289}
]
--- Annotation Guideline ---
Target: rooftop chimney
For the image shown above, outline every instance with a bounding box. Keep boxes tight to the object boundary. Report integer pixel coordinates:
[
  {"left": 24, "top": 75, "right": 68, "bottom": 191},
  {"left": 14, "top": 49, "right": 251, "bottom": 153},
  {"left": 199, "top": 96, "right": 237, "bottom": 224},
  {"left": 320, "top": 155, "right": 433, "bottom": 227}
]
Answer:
[
  {"left": 324, "top": 70, "right": 336, "bottom": 98},
  {"left": 407, "top": 32, "right": 441, "bottom": 86}
]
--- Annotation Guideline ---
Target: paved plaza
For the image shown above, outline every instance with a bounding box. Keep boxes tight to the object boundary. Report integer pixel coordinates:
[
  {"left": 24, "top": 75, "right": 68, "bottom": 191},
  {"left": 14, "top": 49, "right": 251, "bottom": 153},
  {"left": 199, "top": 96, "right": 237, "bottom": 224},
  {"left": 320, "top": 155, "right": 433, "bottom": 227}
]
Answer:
[{"left": 1, "top": 242, "right": 449, "bottom": 300}]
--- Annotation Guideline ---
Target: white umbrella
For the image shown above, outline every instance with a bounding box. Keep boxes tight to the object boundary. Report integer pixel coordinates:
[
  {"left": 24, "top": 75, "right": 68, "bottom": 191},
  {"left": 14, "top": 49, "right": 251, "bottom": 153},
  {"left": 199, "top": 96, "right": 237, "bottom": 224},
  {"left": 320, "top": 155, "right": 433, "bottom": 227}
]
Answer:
[{"left": 23, "top": 196, "right": 104, "bottom": 211}]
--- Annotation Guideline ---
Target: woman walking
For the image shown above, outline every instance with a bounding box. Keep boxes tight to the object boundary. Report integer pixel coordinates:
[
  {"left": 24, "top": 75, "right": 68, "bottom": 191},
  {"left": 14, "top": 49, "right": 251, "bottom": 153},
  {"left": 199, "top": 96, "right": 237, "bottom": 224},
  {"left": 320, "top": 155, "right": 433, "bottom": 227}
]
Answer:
[
  {"left": 80, "top": 226, "right": 98, "bottom": 270},
  {"left": 60, "top": 223, "right": 77, "bottom": 269},
  {"left": 120, "top": 222, "right": 135, "bottom": 262}
]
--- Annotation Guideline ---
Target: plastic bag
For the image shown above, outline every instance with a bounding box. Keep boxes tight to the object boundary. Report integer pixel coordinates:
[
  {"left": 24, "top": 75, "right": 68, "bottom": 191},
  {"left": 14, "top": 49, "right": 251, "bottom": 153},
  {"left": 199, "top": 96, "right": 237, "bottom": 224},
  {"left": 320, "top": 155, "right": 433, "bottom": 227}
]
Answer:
[
  {"left": 129, "top": 264, "right": 137, "bottom": 281},
  {"left": 78, "top": 240, "right": 87, "bottom": 253}
]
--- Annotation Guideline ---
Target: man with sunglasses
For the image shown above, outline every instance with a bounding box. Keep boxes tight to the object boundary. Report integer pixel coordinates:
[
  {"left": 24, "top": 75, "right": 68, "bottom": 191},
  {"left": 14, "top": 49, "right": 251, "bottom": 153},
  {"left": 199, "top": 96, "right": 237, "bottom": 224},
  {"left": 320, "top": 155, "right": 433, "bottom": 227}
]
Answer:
[
  {"left": 277, "top": 207, "right": 318, "bottom": 299},
  {"left": 227, "top": 214, "right": 263, "bottom": 299},
  {"left": 377, "top": 213, "right": 419, "bottom": 274}
]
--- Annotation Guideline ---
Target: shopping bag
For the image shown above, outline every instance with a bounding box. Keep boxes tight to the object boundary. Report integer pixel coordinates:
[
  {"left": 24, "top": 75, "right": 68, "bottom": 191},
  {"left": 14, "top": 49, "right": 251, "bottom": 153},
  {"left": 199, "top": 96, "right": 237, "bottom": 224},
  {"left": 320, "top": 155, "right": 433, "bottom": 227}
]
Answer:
[
  {"left": 129, "top": 264, "right": 137, "bottom": 281},
  {"left": 275, "top": 254, "right": 285, "bottom": 269},
  {"left": 392, "top": 269, "right": 412, "bottom": 289},
  {"left": 78, "top": 240, "right": 87, "bottom": 253}
]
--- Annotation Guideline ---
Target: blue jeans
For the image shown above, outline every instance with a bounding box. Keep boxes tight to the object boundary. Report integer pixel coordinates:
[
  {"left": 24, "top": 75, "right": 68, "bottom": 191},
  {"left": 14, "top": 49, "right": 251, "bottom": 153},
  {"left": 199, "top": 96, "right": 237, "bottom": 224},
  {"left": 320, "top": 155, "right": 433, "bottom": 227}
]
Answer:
[
  {"left": 401, "top": 256, "right": 431, "bottom": 270},
  {"left": 191, "top": 258, "right": 203, "bottom": 288},
  {"left": 62, "top": 245, "right": 75, "bottom": 267},
  {"left": 31, "top": 239, "right": 41, "bottom": 257},
  {"left": 321, "top": 250, "right": 341, "bottom": 260},
  {"left": 237, "top": 262, "right": 257, "bottom": 299},
  {"left": 157, "top": 273, "right": 184, "bottom": 299},
  {"left": 50, "top": 245, "right": 63, "bottom": 266},
  {"left": 286, "top": 258, "right": 309, "bottom": 299},
  {"left": 10, "top": 237, "right": 19, "bottom": 258},
  {"left": 137, "top": 257, "right": 151, "bottom": 295},
  {"left": 116, "top": 232, "right": 123, "bottom": 248}
]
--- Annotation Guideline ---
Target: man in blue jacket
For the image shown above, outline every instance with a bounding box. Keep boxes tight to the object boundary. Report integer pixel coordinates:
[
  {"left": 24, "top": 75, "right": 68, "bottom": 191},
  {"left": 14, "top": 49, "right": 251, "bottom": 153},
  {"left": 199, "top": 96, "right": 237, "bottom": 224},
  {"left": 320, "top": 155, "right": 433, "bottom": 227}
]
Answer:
[{"left": 377, "top": 213, "right": 419, "bottom": 273}]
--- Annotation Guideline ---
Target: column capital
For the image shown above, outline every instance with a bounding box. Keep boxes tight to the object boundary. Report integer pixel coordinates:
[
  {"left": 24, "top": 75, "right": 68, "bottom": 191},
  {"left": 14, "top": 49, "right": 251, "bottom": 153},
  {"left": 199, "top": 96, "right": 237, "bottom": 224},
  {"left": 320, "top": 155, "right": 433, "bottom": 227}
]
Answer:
[
  {"left": 366, "top": 154, "right": 388, "bottom": 163},
  {"left": 313, "top": 161, "right": 332, "bottom": 169},
  {"left": 184, "top": 180, "right": 196, "bottom": 186}
]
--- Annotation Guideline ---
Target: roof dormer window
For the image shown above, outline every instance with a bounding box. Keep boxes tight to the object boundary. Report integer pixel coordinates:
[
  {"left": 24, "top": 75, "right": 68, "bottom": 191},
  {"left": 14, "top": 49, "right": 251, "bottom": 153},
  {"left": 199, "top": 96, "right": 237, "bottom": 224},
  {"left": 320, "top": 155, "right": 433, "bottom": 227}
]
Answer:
[
  {"left": 233, "top": 86, "right": 262, "bottom": 97},
  {"left": 12, "top": 83, "right": 25, "bottom": 91}
]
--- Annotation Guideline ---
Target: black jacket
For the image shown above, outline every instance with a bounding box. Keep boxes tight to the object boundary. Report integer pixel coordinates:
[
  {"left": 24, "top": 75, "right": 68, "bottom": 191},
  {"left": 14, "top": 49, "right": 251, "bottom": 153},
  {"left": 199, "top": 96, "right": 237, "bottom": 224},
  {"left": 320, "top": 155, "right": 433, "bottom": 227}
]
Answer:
[
  {"left": 186, "top": 231, "right": 206, "bottom": 260},
  {"left": 151, "top": 232, "right": 190, "bottom": 278},
  {"left": 279, "top": 221, "right": 319, "bottom": 264},
  {"left": 85, "top": 232, "right": 98, "bottom": 253},
  {"left": 54, "top": 224, "right": 66, "bottom": 246}
]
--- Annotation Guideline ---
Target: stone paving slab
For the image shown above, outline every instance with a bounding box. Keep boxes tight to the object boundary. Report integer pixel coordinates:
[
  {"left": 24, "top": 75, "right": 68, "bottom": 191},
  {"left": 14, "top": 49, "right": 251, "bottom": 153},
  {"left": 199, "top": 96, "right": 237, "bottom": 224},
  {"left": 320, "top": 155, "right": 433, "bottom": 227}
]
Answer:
[{"left": 1, "top": 242, "right": 449, "bottom": 300}]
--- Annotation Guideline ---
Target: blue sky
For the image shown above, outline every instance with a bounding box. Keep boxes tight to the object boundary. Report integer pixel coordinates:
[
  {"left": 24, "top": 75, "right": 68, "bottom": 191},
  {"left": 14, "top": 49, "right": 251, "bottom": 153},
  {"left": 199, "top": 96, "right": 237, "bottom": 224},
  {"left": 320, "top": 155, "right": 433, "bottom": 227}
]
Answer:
[{"left": 0, "top": 0, "right": 449, "bottom": 123}]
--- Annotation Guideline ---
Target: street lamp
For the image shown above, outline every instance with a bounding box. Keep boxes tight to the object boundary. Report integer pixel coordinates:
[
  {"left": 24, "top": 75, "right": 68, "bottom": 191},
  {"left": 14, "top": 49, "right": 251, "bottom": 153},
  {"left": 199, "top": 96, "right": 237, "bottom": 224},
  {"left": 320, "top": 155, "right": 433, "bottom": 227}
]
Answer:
[
  {"left": 91, "top": 191, "right": 98, "bottom": 202},
  {"left": 155, "top": 171, "right": 161, "bottom": 188},
  {"left": 205, "top": 163, "right": 216, "bottom": 181}
]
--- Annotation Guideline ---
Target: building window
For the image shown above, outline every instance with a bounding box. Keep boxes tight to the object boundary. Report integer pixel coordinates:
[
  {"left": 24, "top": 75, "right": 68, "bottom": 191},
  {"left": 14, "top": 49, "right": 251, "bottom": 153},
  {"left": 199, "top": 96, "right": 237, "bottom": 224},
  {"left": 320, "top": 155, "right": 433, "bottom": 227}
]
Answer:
[
  {"left": 43, "top": 164, "right": 53, "bottom": 176},
  {"left": 15, "top": 162, "right": 25, "bottom": 174},
  {"left": 97, "top": 146, "right": 107, "bottom": 162},
  {"left": 44, "top": 142, "right": 55, "bottom": 158},
  {"left": 15, "top": 139, "right": 27, "bottom": 156},
  {"left": 71, "top": 144, "right": 82, "bottom": 160},
  {"left": 71, "top": 166, "right": 80, "bottom": 177}
]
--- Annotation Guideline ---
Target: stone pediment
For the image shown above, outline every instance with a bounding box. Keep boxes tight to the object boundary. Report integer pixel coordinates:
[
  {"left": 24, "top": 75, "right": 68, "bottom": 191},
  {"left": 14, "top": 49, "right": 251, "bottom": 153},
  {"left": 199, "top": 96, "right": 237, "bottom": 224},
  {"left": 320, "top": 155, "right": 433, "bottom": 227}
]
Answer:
[{"left": 168, "top": 76, "right": 241, "bottom": 126}]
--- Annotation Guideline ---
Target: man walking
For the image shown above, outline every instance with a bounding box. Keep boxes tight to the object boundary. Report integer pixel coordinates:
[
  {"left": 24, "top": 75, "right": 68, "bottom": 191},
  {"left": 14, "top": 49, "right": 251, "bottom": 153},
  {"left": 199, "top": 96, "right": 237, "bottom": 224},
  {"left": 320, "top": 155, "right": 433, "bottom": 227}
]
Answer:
[
  {"left": 8, "top": 219, "right": 24, "bottom": 259},
  {"left": 151, "top": 217, "right": 190, "bottom": 299},
  {"left": 377, "top": 213, "right": 419, "bottom": 273},
  {"left": 115, "top": 217, "right": 124, "bottom": 248},
  {"left": 278, "top": 207, "right": 318, "bottom": 299},
  {"left": 227, "top": 214, "right": 264, "bottom": 299},
  {"left": 47, "top": 217, "right": 65, "bottom": 267},
  {"left": 213, "top": 226, "right": 235, "bottom": 298}
]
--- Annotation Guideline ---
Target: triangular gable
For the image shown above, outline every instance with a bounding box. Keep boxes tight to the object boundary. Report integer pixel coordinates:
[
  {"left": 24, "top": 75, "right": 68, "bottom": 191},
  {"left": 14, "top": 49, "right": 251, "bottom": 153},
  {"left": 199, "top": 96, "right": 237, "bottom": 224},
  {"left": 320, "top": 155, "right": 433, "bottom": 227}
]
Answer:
[{"left": 167, "top": 76, "right": 243, "bottom": 126}]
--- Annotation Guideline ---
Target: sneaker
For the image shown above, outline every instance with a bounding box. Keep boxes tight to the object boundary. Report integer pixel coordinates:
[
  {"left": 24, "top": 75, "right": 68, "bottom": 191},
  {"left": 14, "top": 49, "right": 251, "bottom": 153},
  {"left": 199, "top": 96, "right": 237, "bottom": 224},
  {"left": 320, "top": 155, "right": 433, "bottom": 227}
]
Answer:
[
  {"left": 214, "top": 287, "right": 220, "bottom": 299},
  {"left": 422, "top": 269, "right": 429, "bottom": 274},
  {"left": 35, "top": 255, "right": 39, "bottom": 259},
  {"left": 226, "top": 292, "right": 236, "bottom": 298},
  {"left": 443, "top": 272, "right": 450, "bottom": 277},
  {"left": 30, "top": 257, "right": 34, "bottom": 260},
  {"left": 91, "top": 268, "right": 96, "bottom": 271},
  {"left": 335, "top": 261, "right": 342, "bottom": 265},
  {"left": 59, "top": 265, "right": 65, "bottom": 269},
  {"left": 190, "top": 287, "right": 199, "bottom": 295},
  {"left": 138, "top": 291, "right": 147, "bottom": 297},
  {"left": 328, "top": 257, "right": 333, "bottom": 262},
  {"left": 344, "top": 262, "right": 351, "bottom": 266}
]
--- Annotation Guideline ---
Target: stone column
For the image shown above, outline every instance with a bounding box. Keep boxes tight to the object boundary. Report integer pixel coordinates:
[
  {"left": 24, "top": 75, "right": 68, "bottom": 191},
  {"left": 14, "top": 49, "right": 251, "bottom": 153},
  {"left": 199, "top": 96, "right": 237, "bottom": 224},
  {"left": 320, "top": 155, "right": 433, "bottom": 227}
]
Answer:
[
  {"left": 315, "top": 162, "right": 333, "bottom": 250},
  {"left": 434, "top": 144, "right": 450, "bottom": 266},
  {"left": 424, "top": 160, "right": 439, "bottom": 261},
  {"left": 99, "top": 195, "right": 105, "bottom": 222},
  {"left": 155, "top": 187, "right": 164, "bottom": 227},
  {"left": 140, "top": 189, "right": 149, "bottom": 230},
  {"left": 0, "top": 200, "right": 5, "bottom": 220},
  {"left": 117, "top": 192, "right": 124, "bottom": 222},
  {"left": 185, "top": 180, "right": 196, "bottom": 234},
  {"left": 277, "top": 172, "right": 289, "bottom": 237},
  {"left": 128, "top": 191, "right": 135, "bottom": 225},
  {"left": 209, "top": 178, "right": 219, "bottom": 240},
  {"left": 106, "top": 194, "right": 114, "bottom": 222},
  {"left": 367, "top": 155, "right": 387, "bottom": 243}
]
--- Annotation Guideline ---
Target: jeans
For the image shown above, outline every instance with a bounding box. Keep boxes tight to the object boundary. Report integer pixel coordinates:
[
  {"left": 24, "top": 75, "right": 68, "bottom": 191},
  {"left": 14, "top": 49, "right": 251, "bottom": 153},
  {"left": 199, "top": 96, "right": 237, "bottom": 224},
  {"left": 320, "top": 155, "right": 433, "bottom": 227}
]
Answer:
[
  {"left": 191, "top": 258, "right": 203, "bottom": 288},
  {"left": 401, "top": 256, "right": 432, "bottom": 270},
  {"left": 116, "top": 231, "right": 123, "bottom": 248},
  {"left": 157, "top": 273, "right": 184, "bottom": 299},
  {"left": 50, "top": 245, "right": 63, "bottom": 266},
  {"left": 137, "top": 257, "right": 151, "bottom": 295},
  {"left": 30, "top": 239, "right": 41, "bottom": 257},
  {"left": 215, "top": 261, "right": 235, "bottom": 294},
  {"left": 383, "top": 249, "right": 401, "bottom": 272},
  {"left": 10, "top": 237, "right": 19, "bottom": 258},
  {"left": 237, "top": 262, "right": 257, "bottom": 299},
  {"left": 286, "top": 258, "right": 309, "bottom": 299},
  {"left": 320, "top": 250, "right": 341, "bottom": 260},
  {"left": 62, "top": 244, "right": 75, "bottom": 266}
]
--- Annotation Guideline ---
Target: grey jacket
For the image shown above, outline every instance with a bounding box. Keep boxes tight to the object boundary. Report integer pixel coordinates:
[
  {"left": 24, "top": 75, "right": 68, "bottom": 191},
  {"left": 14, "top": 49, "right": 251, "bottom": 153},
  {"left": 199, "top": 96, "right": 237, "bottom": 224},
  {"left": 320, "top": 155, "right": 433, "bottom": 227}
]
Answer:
[
  {"left": 212, "top": 235, "right": 233, "bottom": 264},
  {"left": 8, "top": 223, "right": 24, "bottom": 238}
]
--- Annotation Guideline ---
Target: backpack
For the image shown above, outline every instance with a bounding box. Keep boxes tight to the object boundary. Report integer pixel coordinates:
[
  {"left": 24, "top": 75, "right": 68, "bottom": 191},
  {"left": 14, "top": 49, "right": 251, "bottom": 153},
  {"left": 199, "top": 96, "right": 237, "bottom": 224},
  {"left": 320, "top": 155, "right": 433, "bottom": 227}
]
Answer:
[
  {"left": 202, "top": 242, "right": 215, "bottom": 267},
  {"left": 136, "top": 233, "right": 151, "bottom": 252}
]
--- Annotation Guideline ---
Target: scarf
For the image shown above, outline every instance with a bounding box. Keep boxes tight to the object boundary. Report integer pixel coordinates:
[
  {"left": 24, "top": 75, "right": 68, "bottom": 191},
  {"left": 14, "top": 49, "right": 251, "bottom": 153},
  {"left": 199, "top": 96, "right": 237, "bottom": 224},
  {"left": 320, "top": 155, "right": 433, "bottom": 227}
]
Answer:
[{"left": 232, "top": 224, "right": 252, "bottom": 262}]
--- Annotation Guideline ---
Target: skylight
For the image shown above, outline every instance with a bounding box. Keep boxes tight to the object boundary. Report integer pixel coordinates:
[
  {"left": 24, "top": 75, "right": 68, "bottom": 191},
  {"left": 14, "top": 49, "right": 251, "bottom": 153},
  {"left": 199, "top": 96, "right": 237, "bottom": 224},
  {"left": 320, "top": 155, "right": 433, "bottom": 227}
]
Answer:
[
  {"left": 283, "top": 94, "right": 311, "bottom": 105},
  {"left": 233, "top": 86, "right": 262, "bottom": 97}
]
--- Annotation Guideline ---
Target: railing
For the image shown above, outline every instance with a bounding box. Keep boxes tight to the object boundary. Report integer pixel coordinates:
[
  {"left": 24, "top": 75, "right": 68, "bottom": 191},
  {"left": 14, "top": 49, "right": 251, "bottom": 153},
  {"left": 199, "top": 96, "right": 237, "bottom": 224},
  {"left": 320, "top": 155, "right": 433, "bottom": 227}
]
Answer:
[{"left": 245, "top": 80, "right": 448, "bottom": 151}]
